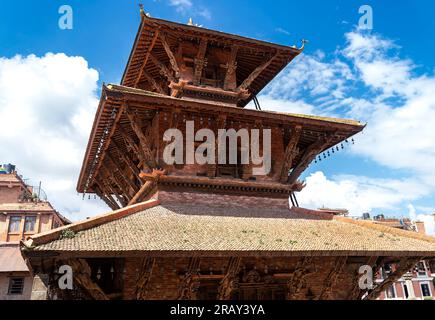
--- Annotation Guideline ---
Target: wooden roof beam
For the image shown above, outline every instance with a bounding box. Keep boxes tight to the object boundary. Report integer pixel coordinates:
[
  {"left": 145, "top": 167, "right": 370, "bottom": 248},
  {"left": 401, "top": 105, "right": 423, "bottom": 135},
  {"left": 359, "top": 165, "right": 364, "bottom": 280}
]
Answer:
[
  {"left": 237, "top": 51, "right": 279, "bottom": 92},
  {"left": 125, "top": 106, "right": 156, "bottom": 171},
  {"left": 149, "top": 53, "right": 176, "bottom": 83},
  {"left": 141, "top": 70, "right": 165, "bottom": 94},
  {"left": 280, "top": 125, "right": 302, "bottom": 183},
  {"left": 159, "top": 32, "right": 180, "bottom": 78},
  {"left": 287, "top": 133, "right": 336, "bottom": 185},
  {"left": 111, "top": 139, "right": 141, "bottom": 182},
  {"left": 364, "top": 257, "right": 423, "bottom": 300},
  {"left": 134, "top": 30, "right": 160, "bottom": 88}
]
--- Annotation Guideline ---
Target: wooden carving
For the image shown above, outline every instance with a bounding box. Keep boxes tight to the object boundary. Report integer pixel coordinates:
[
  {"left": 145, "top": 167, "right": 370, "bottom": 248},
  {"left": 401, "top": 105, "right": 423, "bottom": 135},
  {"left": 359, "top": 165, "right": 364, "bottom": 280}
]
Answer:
[
  {"left": 159, "top": 32, "right": 180, "bottom": 77},
  {"left": 193, "top": 38, "right": 208, "bottom": 85},
  {"left": 318, "top": 256, "right": 347, "bottom": 300},
  {"left": 134, "top": 30, "right": 160, "bottom": 87},
  {"left": 287, "top": 257, "right": 314, "bottom": 299},
  {"left": 238, "top": 52, "right": 279, "bottom": 91},
  {"left": 217, "top": 257, "right": 242, "bottom": 300},
  {"left": 66, "top": 259, "right": 109, "bottom": 300},
  {"left": 280, "top": 125, "right": 302, "bottom": 183},
  {"left": 135, "top": 258, "right": 156, "bottom": 300},
  {"left": 223, "top": 46, "right": 238, "bottom": 90},
  {"left": 149, "top": 53, "right": 176, "bottom": 83},
  {"left": 177, "top": 257, "right": 201, "bottom": 300}
]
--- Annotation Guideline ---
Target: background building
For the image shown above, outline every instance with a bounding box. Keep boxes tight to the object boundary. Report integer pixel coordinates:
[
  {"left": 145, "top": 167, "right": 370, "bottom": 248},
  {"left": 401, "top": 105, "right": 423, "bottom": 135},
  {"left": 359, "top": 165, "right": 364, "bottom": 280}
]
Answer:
[{"left": 0, "top": 164, "right": 69, "bottom": 300}]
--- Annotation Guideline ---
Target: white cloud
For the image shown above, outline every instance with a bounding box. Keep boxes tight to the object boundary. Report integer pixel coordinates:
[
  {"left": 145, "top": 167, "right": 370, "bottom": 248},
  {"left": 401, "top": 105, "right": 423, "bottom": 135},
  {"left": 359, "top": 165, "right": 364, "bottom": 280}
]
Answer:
[
  {"left": 168, "top": 0, "right": 211, "bottom": 20},
  {"left": 169, "top": 0, "right": 193, "bottom": 11},
  {"left": 408, "top": 204, "right": 435, "bottom": 236},
  {"left": 259, "top": 30, "right": 435, "bottom": 221},
  {"left": 298, "top": 171, "right": 429, "bottom": 217},
  {"left": 0, "top": 53, "right": 108, "bottom": 221}
]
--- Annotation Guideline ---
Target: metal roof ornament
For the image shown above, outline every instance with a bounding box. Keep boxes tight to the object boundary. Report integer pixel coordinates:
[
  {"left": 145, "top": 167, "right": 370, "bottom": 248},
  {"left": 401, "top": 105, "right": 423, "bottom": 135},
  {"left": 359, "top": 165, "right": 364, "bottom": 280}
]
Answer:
[{"left": 299, "top": 39, "right": 309, "bottom": 51}]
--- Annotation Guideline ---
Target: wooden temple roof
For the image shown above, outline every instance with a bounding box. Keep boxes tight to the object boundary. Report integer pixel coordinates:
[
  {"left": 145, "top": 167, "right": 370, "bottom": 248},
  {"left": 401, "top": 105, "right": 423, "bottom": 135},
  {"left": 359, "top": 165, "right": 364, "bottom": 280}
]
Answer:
[
  {"left": 22, "top": 199, "right": 435, "bottom": 257},
  {"left": 76, "top": 84, "right": 365, "bottom": 194},
  {"left": 121, "top": 16, "right": 302, "bottom": 107}
]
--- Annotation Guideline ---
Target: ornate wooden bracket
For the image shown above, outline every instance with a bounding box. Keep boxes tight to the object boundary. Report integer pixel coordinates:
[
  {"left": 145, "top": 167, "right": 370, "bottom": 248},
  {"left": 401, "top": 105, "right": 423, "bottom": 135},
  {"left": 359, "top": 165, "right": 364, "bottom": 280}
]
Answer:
[
  {"left": 94, "top": 180, "right": 120, "bottom": 210},
  {"left": 318, "top": 256, "right": 347, "bottom": 300},
  {"left": 159, "top": 32, "right": 180, "bottom": 77},
  {"left": 149, "top": 53, "right": 176, "bottom": 83},
  {"left": 125, "top": 106, "right": 156, "bottom": 170},
  {"left": 178, "top": 257, "right": 201, "bottom": 300},
  {"left": 287, "top": 257, "right": 314, "bottom": 299},
  {"left": 193, "top": 38, "right": 208, "bottom": 85},
  {"left": 135, "top": 257, "right": 156, "bottom": 300},
  {"left": 134, "top": 30, "right": 160, "bottom": 88},
  {"left": 217, "top": 257, "right": 242, "bottom": 300},
  {"left": 347, "top": 256, "right": 378, "bottom": 300},
  {"left": 237, "top": 51, "right": 279, "bottom": 92},
  {"left": 363, "top": 257, "right": 422, "bottom": 300},
  {"left": 142, "top": 70, "right": 165, "bottom": 94},
  {"left": 106, "top": 153, "right": 140, "bottom": 194},
  {"left": 224, "top": 46, "right": 238, "bottom": 90},
  {"left": 280, "top": 125, "right": 302, "bottom": 183},
  {"left": 66, "top": 259, "right": 109, "bottom": 300},
  {"left": 287, "top": 133, "right": 336, "bottom": 184},
  {"left": 111, "top": 139, "right": 141, "bottom": 182}
]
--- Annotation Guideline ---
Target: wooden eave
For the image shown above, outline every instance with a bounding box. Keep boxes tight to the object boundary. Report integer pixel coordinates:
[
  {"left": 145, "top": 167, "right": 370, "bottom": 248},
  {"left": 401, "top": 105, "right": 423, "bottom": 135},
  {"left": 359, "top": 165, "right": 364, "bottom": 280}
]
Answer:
[
  {"left": 120, "top": 16, "right": 302, "bottom": 107},
  {"left": 76, "top": 85, "right": 365, "bottom": 194}
]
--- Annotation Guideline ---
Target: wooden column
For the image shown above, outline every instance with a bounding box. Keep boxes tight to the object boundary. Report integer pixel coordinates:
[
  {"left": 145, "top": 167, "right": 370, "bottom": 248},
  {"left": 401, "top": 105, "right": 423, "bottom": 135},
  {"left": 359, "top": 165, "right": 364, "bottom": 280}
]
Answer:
[
  {"left": 135, "top": 258, "right": 156, "bottom": 300},
  {"left": 178, "top": 257, "right": 201, "bottom": 300},
  {"left": 217, "top": 257, "right": 242, "bottom": 300}
]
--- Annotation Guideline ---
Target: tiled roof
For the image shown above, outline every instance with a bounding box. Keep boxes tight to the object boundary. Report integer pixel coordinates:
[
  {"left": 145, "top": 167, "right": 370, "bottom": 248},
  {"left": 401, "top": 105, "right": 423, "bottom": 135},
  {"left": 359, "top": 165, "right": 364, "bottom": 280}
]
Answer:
[
  {"left": 26, "top": 201, "right": 435, "bottom": 257},
  {"left": 0, "top": 202, "right": 55, "bottom": 212},
  {"left": 0, "top": 244, "right": 29, "bottom": 272}
]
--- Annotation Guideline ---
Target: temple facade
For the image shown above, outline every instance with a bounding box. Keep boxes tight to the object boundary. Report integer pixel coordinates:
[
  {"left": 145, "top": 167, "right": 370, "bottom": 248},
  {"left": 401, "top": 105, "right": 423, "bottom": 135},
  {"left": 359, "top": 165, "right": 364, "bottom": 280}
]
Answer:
[{"left": 21, "top": 13, "right": 435, "bottom": 300}]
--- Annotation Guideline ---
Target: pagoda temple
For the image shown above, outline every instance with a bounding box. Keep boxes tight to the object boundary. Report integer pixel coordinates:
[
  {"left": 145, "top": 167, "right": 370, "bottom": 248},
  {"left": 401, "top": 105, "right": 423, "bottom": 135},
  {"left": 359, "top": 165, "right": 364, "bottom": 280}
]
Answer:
[{"left": 21, "top": 13, "right": 435, "bottom": 300}]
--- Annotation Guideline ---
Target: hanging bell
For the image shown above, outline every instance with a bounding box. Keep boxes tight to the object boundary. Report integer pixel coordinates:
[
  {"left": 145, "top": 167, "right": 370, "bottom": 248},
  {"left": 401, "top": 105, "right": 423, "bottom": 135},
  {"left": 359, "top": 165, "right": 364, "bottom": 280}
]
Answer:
[
  {"left": 352, "top": 138, "right": 355, "bottom": 144},
  {"left": 341, "top": 143, "right": 344, "bottom": 149}
]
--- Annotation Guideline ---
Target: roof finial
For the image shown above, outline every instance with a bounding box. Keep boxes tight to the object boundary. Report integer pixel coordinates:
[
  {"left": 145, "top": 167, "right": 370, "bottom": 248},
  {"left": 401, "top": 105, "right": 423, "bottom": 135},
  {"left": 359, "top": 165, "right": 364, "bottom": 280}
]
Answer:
[
  {"left": 139, "top": 4, "right": 151, "bottom": 20},
  {"left": 299, "top": 39, "right": 309, "bottom": 51},
  {"left": 187, "top": 17, "right": 194, "bottom": 26}
]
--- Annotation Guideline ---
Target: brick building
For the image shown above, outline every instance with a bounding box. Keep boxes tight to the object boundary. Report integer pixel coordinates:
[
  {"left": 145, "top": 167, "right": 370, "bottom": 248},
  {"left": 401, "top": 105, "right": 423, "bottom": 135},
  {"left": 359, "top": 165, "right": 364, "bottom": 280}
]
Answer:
[
  {"left": 21, "top": 13, "right": 435, "bottom": 300},
  {"left": 0, "top": 166, "right": 69, "bottom": 300}
]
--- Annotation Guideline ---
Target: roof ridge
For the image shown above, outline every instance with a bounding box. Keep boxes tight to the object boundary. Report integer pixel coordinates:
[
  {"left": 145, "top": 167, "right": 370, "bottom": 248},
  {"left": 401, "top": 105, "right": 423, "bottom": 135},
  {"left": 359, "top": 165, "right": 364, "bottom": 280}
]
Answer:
[
  {"left": 22, "top": 199, "right": 160, "bottom": 249},
  {"left": 334, "top": 216, "right": 435, "bottom": 244}
]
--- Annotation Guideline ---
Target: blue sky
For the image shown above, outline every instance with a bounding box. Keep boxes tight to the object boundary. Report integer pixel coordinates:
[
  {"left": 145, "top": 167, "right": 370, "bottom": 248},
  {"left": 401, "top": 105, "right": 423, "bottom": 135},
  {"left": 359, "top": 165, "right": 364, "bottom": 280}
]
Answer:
[{"left": 1, "top": 1, "right": 435, "bottom": 231}]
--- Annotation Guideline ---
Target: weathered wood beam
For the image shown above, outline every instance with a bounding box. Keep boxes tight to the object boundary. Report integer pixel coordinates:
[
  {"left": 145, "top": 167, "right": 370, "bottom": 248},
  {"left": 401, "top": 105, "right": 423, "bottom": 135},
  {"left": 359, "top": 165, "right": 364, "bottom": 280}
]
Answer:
[
  {"left": 364, "top": 257, "right": 422, "bottom": 300},
  {"left": 66, "top": 259, "right": 109, "bottom": 300},
  {"left": 101, "top": 171, "right": 129, "bottom": 207},
  {"left": 135, "top": 258, "right": 155, "bottom": 300},
  {"left": 280, "top": 125, "right": 302, "bottom": 183},
  {"left": 238, "top": 52, "right": 279, "bottom": 91},
  {"left": 134, "top": 30, "right": 160, "bottom": 88},
  {"left": 94, "top": 180, "right": 120, "bottom": 210},
  {"left": 287, "top": 257, "right": 314, "bottom": 299},
  {"left": 149, "top": 53, "right": 176, "bottom": 83},
  {"left": 287, "top": 133, "right": 335, "bottom": 184},
  {"left": 128, "top": 169, "right": 166, "bottom": 205},
  {"left": 347, "top": 256, "right": 378, "bottom": 300},
  {"left": 178, "top": 257, "right": 201, "bottom": 300},
  {"left": 193, "top": 38, "right": 208, "bottom": 85},
  {"left": 105, "top": 154, "right": 139, "bottom": 195},
  {"left": 217, "top": 257, "right": 241, "bottom": 300},
  {"left": 318, "top": 256, "right": 347, "bottom": 300},
  {"left": 159, "top": 32, "right": 180, "bottom": 77},
  {"left": 125, "top": 106, "right": 156, "bottom": 170},
  {"left": 142, "top": 70, "right": 165, "bottom": 94},
  {"left": 224, "top": 46, "right": 238, "bottom": 90},
  {"left": 100, "top": 163, "right": 131, "bottom": 204},
  {"left": 111, "top": 139, "right": 141, "bottom": 182}
]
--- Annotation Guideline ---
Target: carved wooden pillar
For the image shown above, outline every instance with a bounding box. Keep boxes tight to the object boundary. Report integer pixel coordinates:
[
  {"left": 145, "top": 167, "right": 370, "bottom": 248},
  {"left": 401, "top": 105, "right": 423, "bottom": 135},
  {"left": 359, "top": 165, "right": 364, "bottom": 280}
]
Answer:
[
  {"left": 318, "top": 256, "right": 348, "bottom": 300},
  {"left": 217, "top": 257, "right": 242, "bottom": 300},
  {"left": 280, "top": 125, "right": 302, "bottom": 183},
  {"left": 287, "top": 257, "right": 314, "bottom": 300},
  {"left": 177, "top": 257, "right": 201, "bottom": 300},
  {"left": 135, "top": 258, "right": 156, "bottom": 300}
]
